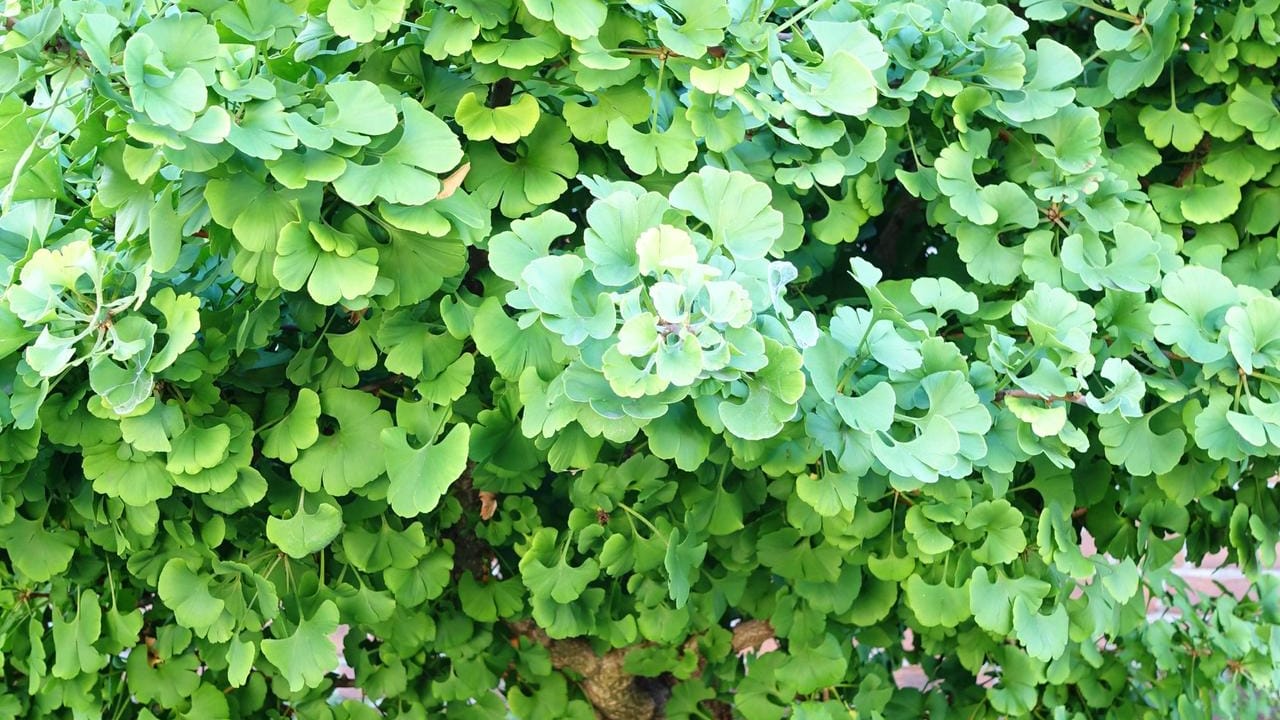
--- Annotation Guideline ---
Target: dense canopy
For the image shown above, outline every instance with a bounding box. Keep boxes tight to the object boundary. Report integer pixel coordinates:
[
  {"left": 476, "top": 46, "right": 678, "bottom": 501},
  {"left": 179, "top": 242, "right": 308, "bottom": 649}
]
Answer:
[{"left": 1, "top": 0, "right": 1279, "bottom": 718}]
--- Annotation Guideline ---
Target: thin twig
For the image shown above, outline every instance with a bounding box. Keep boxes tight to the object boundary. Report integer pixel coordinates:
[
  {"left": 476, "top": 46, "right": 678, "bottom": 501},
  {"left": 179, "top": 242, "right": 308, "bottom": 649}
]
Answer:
[{"left": 995, "top": 389, "right": 1087, "bottom": 405}]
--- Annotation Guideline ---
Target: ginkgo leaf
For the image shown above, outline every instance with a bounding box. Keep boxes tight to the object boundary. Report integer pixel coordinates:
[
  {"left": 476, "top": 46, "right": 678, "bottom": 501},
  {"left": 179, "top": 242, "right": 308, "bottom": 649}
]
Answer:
[
  {"left": 1098, "top": 411, "right": 1185, "bottom": 477},
  {"left": 51, "top": 590, "right": 107, "bottom": 678},
  {"left": 333, "top": 99, "right": 463, "bottom": 206},
  {"left": 1150, "top": 265, "right": 1236, "bottom": 363},
  {"left": 0, "top": 517, "right": 77, "bottom": 581},
  {"left": 668, "top": 167, "right": 784, "bottom": 260},
  {"left": 227, "top": 637, "right": 256, "bottom": 688},
  {"left": 1226, "top": 296, "right": 1280, "bottom": 373},
  {"left": 148, "top": 185, "right": 182, "bottom": 273},
  {"left": 382, "top": 424, "right": 471, "bottom": 517},
  {"left": 148, "top": 289, "right": 200, "bottom": 372},
  {"left": 522, "top": 0, "right": 606, "bottom": 40},
  {"left": 1228, "top": 80, "right": 1280, "bottom": 149},
  {"left": 82, "top": 444, "right": 174, "bottom": 506},
  {"left": 455, "top": 92, "right": 541, "bottom": 144},
  {"left": 262, "top": 388, "right": 321, "bottom": 463},
  {"left": 904, "top": 574, "right": 971, "bottom": 628},
  {"left": 1181, "top": 182, "right": 1242, "bottom": 224},
  {"left": 165, "top": 423, "right": 231, "bottom": 475},
  {"left": 123, "top": 26, "right": 213, "bottom": 130},
  {"left": 266, "top": 499, "right": 343, "bottom": 558},
  {"left": 120, "top": 401, "right": 185, "bottom": 453},
  {"left": 327, "top": 0, "right": 406, "bottom": 43},
  {"left": 1012, "top": 597, "right": 1068, "bottom": 662},
  {"left": 663, "top": 528, "right": 706, "bottom": 608},
  {"left": 776, "top": 634, "right": 848, "bottom": 695},
  {"left": 656, "top": 0, "right": 729, "bottom": 58},
  {"left": 317, "top": 80, "right": 399, "bottom": 148},
  {"left": 158, "top": 559, "right": 228, "bottom": 638},
  {"left": 465, "top": 117, "right": 579, "bottom": 217},
  {"left": 274, "top": 221, "right": 380, "bottom": 307},
  {"left": 689, "top": 63, "right": 751, "bottom": 95},
  {"left": 261, "top": 600, "right": 340, "bottom": 692},
  {"left": 607, "top": 113, "right": 698, "bottom": 175},
  {"left": 1139, "top": 103, "right": 1204, "bottom": 152},
  {"left": 520, "top": 528, "right": 600, "bottom": 604},
  {"left": 965, "top": 500, "right": 1027, "bottom": 564},
  {"left": 226, "top": 99, "right": 298, "bottom": 160}
]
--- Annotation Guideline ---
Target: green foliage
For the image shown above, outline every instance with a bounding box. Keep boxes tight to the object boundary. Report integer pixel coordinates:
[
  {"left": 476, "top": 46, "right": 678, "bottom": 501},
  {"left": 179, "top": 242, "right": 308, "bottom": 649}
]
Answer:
[{"left": 2, "top": 1, "right": 1280, "bottom": 719}]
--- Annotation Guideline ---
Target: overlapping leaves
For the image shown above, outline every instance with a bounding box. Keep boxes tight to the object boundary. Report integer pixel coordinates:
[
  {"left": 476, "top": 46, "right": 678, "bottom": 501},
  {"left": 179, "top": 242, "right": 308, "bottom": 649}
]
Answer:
[{"left": 1, "top": 1, "right": 1279, "bottom": 719}]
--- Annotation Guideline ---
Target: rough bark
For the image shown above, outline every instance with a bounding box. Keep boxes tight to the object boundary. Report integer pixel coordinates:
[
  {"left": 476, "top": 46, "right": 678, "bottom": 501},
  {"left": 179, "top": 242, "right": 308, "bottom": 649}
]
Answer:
[
  {"left": 510, "top": 620, "right": 657, "bottom": 720},
  {"left": 730, "top": 619, "right": 776, "bottom": 655},
  {"left": 506, "top": 618, "right": 776, "bottom": 719}
]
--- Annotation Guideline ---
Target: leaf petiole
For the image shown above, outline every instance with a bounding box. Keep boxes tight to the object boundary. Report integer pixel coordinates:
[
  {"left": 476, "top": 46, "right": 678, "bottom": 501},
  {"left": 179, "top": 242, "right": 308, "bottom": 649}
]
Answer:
[
  {"left": 618, "top": 502, "right": 667, "bottom": 543},
  {"left": 775, "top": 0, "right": 834, "bottom": 35}
]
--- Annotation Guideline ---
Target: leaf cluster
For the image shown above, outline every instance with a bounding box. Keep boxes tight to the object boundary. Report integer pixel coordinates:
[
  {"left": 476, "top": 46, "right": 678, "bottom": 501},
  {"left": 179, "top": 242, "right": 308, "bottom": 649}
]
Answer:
[{"left": 1, "top": 1, "right": 1279, "bottom": 719}]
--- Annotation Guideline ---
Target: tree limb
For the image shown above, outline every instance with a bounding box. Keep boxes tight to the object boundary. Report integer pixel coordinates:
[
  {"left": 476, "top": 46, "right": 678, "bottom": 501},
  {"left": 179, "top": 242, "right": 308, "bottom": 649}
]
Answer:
[{"left": 509, "top": 620, "right": 657, "bottom": 720}]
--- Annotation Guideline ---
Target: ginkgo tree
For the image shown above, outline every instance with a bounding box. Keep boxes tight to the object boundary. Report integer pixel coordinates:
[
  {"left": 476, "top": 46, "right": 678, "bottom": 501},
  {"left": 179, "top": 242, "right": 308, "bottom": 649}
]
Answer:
[{"left": 2, "top": 0, "right": 1280, "bottom": 719}]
